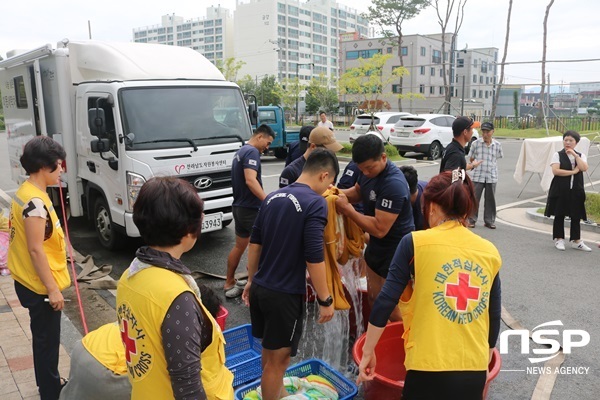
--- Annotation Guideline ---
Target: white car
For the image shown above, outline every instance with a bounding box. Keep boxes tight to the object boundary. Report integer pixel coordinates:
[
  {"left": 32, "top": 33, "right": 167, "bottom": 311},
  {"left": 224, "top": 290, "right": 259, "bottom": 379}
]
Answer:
[
  {"left": 389, "top": 114, "right": 479, "bottom": 159},
  {"left": 349, "top": 112, "right": 413, "bottom": 143}
]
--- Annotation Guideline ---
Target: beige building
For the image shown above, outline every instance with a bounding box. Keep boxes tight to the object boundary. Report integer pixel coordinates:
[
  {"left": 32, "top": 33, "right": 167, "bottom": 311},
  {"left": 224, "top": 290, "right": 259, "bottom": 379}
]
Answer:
[
  {"left": 132, "top": 6, "right": 235, "bottom": 65},
  {"left": 454, "top": 47, "right": 498, "bottom": 116}
]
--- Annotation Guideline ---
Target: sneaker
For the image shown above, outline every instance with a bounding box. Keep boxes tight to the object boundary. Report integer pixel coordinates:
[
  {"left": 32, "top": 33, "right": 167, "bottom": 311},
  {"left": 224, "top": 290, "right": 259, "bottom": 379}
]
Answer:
[
  {"left": 555, "top": 239, "right": 565, "bottom": 251},
  {"left": 0, "top": 268, "right": 10, "bottom": 276},
  {"left": 572, "top": 241, "right": 592, "bottom": 252}
]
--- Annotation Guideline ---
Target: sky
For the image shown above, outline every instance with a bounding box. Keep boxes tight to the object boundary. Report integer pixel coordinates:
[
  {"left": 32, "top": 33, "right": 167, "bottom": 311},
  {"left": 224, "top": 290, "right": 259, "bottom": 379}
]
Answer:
[{"left": 2, "top": 0, "right": 599, "bottom": 91}]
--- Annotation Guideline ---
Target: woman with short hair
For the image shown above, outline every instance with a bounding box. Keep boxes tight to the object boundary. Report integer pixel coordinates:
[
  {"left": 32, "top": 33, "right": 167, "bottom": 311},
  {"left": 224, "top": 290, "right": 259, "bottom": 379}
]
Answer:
[
  {"left": 8, "top": 135, "right": 70, "bottom": 400},
  {"left": 357, "top": 169, "right": 502, "bottom": 400},
  {"left": 545, "top": 130, "right": 591, "bottom": 251}
]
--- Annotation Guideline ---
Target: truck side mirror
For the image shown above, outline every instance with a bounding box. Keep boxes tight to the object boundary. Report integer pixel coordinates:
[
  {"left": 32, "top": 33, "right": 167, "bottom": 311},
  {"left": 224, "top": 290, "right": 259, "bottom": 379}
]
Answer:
[
  {"left": 90, "top": 139, "right": 110, "bottom": 153},
  {"left": 88, "top": 108, "right": 107, "bottom": 137},
  {"left": 248, "top": 103, "right": 258, "bottom": 126}
]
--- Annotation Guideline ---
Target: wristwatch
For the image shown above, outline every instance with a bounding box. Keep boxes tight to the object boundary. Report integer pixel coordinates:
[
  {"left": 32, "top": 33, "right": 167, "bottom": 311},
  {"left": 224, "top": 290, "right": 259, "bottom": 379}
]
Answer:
[{"left": 317, "top": 295, "right": 333, "bottom": 307}]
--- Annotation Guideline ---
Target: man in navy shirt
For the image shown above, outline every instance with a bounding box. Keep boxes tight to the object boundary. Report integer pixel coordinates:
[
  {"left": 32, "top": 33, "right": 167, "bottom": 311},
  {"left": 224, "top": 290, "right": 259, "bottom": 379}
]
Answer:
[
  {"left": 439, "top": 116, "right": 482, "bottom": 173},
  {"left": 285, "top": 125, "right": 313, "bottom": 166},
  {"left": 279, "top": 126, "right": 342, "bottom": 188},
  {"left": 225, "top": 124, "right": 275, "bottom": 298},
  {"left": 336, "top": 134, "right": 414, "bottom": 321},
  {"left": 242, "top": 149, "right": 338, "bottom": 400}
]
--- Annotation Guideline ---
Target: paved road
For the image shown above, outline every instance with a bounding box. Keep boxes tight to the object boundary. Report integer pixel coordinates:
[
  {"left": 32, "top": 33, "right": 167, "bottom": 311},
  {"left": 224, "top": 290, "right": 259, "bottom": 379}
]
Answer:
[{"left": 1, "top": 131, "right": 599, "bottom": 399}]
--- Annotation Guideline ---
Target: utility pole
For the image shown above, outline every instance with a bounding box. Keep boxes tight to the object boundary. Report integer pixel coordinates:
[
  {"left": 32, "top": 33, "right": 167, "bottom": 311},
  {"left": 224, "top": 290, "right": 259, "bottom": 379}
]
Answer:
[
  {"left": 295, "top": 63, "right": 313, "bottom": 125},
  {"left": 461, "top": 75, "right": 466, "bottom": 115}
]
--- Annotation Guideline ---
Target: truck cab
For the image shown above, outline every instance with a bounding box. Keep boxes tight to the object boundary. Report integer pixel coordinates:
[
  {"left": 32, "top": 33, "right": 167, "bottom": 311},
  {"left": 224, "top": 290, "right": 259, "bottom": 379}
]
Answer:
[
  {"left": 254, "top": 106, "right": 300, "bottom": 159},
  {"left": 1, "top": 40, "right": 256, "bottom": 249}
]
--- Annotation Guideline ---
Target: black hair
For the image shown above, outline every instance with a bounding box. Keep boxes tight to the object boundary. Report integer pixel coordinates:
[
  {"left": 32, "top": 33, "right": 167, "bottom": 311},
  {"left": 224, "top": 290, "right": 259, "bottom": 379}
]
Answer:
[
  {"left": 254, "top": 124, "right": 276, "bottom": 138},
  {"left": 563, "top": 130, "right": 581, "bottom": 143},
  {"left": 20, "top": 136, "right": 67, "bottom": 174},
  {"left": 303, "top": 148, "right": 340, "bottom": 178},
  {"left": 319, "top": 111, "right": 326, "bottom": 116},
  {"left": 352, "top": 134, "right": 385, "bottom": 164},
  {"left": 400, "top": 165, "right": 418, "bottom": 194},
  {"left": 197, "top": 283, "right": 222, "bottom": 318},
  {"left": 133, "top": 177, "right": 204, "bottom": 246}
]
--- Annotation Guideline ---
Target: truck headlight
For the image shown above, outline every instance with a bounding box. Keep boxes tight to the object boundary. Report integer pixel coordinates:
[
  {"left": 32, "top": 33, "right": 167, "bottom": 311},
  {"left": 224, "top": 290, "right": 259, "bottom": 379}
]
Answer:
[{"left": 126, "top": 172, "right": 146, "bottom": 210}]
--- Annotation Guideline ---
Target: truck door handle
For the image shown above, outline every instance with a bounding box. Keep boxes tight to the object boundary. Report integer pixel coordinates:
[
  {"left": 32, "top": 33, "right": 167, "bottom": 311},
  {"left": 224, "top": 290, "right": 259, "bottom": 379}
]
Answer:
[{"left": 87, "top": 161, "right": 96, "bottom": 173}]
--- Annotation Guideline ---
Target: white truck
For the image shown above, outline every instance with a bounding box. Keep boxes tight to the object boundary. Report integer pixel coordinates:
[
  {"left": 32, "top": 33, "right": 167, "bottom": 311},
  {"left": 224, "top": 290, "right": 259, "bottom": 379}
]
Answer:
[{"left": 0, "top": 39, "right": 257, "bottom": 249}]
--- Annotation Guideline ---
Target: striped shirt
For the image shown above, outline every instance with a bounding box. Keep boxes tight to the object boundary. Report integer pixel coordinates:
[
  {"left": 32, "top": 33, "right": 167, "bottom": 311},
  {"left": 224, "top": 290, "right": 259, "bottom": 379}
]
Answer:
[{"left": 468, "top": 139, "right": 503, "bottom": 183}]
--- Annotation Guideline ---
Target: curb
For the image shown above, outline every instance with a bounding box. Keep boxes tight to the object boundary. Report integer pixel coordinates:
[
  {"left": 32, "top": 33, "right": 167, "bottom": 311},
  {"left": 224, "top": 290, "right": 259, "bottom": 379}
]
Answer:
[{"left": 525, "top": 208, "right": 600, "bottom": 234}]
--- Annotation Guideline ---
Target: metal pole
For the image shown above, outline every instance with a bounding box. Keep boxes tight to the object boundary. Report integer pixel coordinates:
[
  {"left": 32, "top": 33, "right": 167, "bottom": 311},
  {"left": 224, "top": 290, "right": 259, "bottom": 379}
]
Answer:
[
  {"left": 461, "top": 75, "right": 465, "bottom": 115},
  {"left": 295, "top": 63, "right": 299, "bottom": 125}
]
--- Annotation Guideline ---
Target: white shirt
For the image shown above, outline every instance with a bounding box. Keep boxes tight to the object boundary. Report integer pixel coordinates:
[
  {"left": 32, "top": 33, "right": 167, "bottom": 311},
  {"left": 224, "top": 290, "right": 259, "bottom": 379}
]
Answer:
[{"left": 317, "top": 120, "right": 334, "bottom": 130}]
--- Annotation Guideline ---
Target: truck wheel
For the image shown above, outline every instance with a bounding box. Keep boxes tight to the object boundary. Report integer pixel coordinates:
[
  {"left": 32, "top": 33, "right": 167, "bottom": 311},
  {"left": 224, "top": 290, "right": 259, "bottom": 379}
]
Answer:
[
  {"left": 397, "top": 150, "right": 407, "bottom": 157},
  {"left": 274, "top": 148, "right": 288, "bottom": 160},
  {"left": 222, "top": 220, "right": 233, "bottom": 228},
  {"left": 94, "top": 197, "right": 125, "bottom": 250},
  {"left": 428, "top": 141, "right": 443, "bottom": 160}
]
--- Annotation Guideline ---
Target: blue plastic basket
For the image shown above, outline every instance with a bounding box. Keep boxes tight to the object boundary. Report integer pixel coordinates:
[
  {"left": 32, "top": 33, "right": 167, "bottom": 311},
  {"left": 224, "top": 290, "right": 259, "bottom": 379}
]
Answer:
[
  {"left": 234, "top": 358, "right": 358, "bottom": 400},
  {"left": 224, "top": 324, "right": 262, "bottom": 368}
]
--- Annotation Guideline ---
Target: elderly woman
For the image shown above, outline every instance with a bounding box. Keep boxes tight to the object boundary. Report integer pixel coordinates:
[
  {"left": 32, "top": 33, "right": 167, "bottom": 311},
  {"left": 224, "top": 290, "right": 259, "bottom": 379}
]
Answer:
[
  {"left": 8, "top": 136, "right": 71, "bottom": 400},
  {"left": 357, "top": 169, "right": 502, "bottom": 400},
  {"left": 545, "top": 130, "right": 591, "bottom": 251}
]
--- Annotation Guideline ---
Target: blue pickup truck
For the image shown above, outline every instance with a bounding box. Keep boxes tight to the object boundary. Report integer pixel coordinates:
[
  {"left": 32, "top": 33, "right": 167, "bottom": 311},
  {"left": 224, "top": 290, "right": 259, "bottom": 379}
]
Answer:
[{"left": 255, "top": 106, "right": 301, "bottom": 159}]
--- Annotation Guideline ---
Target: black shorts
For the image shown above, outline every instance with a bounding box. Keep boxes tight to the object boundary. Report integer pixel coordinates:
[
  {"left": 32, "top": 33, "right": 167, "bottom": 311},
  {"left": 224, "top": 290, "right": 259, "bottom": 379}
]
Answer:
[
  {"left": 249, "top": 283, "right": 304, "bottom": 357},
  {"left": 364, "top": 245, "right": 395, "bottom": 278},
  {"left": 402, "top": 370, "right": 486, "bottom": 400},
  {"left": 233, "top": 206, "right": 258, "bottom": 238}
]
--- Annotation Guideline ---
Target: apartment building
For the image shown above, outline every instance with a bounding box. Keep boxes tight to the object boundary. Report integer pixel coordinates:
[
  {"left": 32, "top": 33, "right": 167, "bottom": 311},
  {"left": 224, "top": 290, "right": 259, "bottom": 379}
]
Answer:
[
  {"left": 132, "top": 6, "right": 234, "bottom": 65},
  {"left": 340, "top": 33, "right": 460, "bottom": 114},
  {"left": 233, "top": 0, "right": 369, "bottom": 83},
  {"left": 454, "top": 47, "right": 498, "bottom": 116}
]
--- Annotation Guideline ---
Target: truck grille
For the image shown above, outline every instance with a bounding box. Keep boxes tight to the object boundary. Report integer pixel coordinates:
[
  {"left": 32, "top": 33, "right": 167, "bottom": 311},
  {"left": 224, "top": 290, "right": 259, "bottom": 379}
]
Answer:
[{"left": 179, "top": 170, "right": 231, "bottom": 193}]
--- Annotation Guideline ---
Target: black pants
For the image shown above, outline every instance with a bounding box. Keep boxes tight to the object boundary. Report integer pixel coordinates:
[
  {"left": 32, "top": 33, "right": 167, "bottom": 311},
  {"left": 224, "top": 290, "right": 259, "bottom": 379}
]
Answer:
[
  {"left": 14, "top": 281, "right": 62, "bottom": 400},
  {"left": 553, "top": 214, "right": 581, "bottom": 242},
  {"left": 402, "top": 370, "right": 487, "bottom": 400}
]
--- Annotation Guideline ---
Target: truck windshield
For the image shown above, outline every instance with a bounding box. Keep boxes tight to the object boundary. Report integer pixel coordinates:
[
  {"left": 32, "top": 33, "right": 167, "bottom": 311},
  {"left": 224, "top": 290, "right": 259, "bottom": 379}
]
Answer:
[{"left": 120, "top": 86, "right": 252, "bottom": 150}]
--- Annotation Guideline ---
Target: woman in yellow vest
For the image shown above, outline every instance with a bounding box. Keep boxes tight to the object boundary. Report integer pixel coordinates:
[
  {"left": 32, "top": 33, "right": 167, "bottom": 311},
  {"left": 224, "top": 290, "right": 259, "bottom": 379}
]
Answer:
[
  {"left": 116, "top": 177, "right": 233, "bottom": 400},
  {"left": 357, "top": 169, "right": 502, "bottom": 400},
  {"left": 60, "top": 283, "right": 223, "bottom": 400},
  {"left": 8, "top": 136, "right": 71, "bottom": 400}
]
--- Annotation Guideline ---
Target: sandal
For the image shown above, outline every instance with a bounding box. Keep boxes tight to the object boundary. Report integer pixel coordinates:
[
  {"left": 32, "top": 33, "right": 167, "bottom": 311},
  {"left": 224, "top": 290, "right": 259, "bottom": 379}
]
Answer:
[
  {"left": 235, "top": 279, "right": 248, "bottom": 287},
  {"left": 224, "top": 285, "right": 244, "bottom": 299}
]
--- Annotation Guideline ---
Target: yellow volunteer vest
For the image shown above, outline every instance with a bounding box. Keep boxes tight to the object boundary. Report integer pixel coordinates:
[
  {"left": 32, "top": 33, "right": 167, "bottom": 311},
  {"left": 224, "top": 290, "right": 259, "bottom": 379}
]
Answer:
[
  {"left": 116, "top": 266, "right": 233, "bottom": 400},
  {"left": 82, "top": 322, "right": 128, "bottom": 375},
  {"left": 8, "top": 181, "right": 70, "bottom": 294},
  {"left": 403, "top": 221, "right": 501, "bottom": 371}
]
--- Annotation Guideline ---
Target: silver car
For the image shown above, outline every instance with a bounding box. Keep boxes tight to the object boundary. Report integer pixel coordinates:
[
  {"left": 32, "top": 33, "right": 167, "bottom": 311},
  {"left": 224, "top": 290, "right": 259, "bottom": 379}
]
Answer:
[{"left": 349, "top": 112, "right": 412, "bottom": 143}]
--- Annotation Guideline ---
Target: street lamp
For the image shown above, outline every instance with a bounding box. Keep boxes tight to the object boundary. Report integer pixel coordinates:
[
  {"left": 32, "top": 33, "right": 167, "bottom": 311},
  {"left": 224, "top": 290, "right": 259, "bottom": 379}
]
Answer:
[{"left": 295, "top": 62, "right": 314, "bottom": 125}]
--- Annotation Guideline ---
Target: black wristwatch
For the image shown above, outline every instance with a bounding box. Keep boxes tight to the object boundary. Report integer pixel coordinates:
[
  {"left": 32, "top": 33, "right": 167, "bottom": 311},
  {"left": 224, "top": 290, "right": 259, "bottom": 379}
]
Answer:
[{"left": 317, "top": 295, "right": 333, "bottom": 307}]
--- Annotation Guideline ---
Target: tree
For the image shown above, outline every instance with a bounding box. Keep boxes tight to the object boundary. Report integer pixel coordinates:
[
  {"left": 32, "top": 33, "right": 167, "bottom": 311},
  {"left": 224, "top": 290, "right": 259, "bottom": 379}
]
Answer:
[
  {"left": 215, "top": 58, "right": 245, "bottom": 82},
  {"left": 339, "top": 53, "right": 408, "bottom": 130},
  {"left": 491, "top": 0, "right": 514, "bottom": 120},
  {"left": 276, "top": 77, "right": 302, "bottom": 123},
  {"left": 364, "top": 0, "right": 429, "bottom": 112},
  {"left": 433, "top": 0, "right": 468, "bottom": 115},
  {"left": 537, "top": 0, "right": 555, "bottom": 131},
  {"left": 237, "top": 74, "right": 257, "bottom": 97},
  {"left": 306, "top": 74, "right": 338, "bottom": 115},
  {"left": 257, "top": 75, "right": 282, "bottom": 106}
]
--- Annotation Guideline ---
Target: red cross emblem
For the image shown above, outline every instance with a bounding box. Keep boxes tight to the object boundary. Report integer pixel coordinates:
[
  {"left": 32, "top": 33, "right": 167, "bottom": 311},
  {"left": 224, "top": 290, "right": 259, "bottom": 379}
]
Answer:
[
  {"left": 445, "top": 272, "right": 480, "bottom": 311},
  {"left": 121, "top": 320, "right": 137, "bottom": 363}
]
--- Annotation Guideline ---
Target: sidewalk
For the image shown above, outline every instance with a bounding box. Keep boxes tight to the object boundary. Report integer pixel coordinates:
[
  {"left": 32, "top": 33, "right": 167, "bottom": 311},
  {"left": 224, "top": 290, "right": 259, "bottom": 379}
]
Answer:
[{"left": 0, "top": 277, "right": 71, "bottom": 400}]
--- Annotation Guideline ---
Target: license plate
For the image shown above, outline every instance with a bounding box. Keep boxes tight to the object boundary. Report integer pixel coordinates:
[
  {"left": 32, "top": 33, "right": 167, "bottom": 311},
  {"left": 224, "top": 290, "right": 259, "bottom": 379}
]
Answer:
[{"left": 202, "top": 213, "right": 223, "bottom": 233}]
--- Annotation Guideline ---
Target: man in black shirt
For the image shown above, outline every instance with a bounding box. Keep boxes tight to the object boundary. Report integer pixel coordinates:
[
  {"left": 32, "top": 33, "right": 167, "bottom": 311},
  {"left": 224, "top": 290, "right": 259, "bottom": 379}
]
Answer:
[{"left": 439, "top": 116, "right": 482, "bottom": 173}]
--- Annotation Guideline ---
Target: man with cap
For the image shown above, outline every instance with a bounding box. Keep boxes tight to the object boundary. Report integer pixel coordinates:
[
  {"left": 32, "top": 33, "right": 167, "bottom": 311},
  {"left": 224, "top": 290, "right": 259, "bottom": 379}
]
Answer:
[
  {"left": 439, "top": 116, "right": 483, "bottom": 173},
  {"left": 285, "top": 126, "right": 313, "bottom": 166},
  {"left": 468, "top": 121, "right": 503, "bottom": 229},
  {"left": 279, "top": 126, "right": 343, "bottom": 188}
]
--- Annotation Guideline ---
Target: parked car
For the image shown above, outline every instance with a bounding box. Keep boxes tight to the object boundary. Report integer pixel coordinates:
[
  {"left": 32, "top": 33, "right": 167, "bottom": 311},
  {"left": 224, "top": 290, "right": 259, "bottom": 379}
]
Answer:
[
  {"left": 389, "top": 114, "right": 479, "bottom": 159},
  {"left": 349, "top": 112, "right": 413, "bottom": 143}
]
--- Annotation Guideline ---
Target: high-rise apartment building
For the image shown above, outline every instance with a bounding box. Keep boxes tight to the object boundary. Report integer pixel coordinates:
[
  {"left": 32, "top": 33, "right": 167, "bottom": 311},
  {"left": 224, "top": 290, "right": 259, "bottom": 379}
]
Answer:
[
  {"left": 233, "top": 0, "right": 369, "bottom": 83},
  {"left": 132, "top": 6, "right": 234, "bottom": 65}
]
